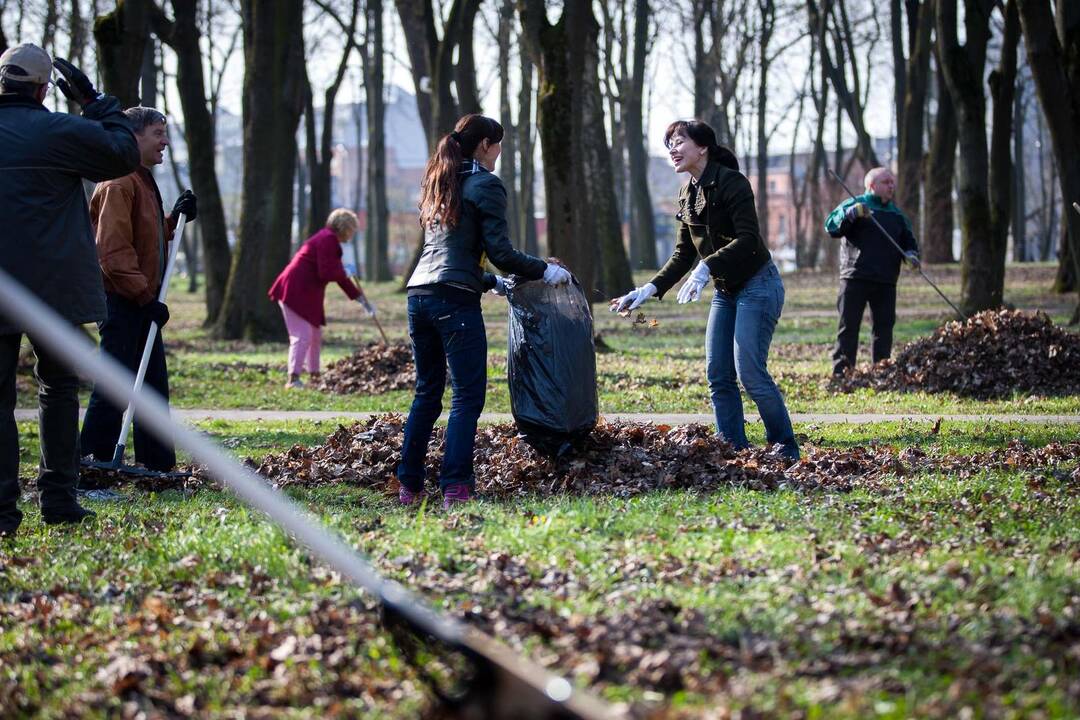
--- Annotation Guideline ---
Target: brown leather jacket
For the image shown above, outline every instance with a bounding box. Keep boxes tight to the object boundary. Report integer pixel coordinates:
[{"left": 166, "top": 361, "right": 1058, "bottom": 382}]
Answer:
[{"left": 90, "top": 166, "right": 177, "bottom": 306}]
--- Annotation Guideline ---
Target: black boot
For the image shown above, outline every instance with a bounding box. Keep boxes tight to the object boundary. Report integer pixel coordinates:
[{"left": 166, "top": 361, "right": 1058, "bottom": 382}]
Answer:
[
  {"left": 0, "top": 506, "right": 21, "bottom": 537},
  {"left": 42, "top": 502, "right": 96, "bottom": 526}
]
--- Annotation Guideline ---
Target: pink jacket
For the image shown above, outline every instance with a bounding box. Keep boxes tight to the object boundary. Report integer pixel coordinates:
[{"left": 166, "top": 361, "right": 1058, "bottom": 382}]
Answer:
[{"left": 268, "top": 228, "right": 360, "bottom": 326}]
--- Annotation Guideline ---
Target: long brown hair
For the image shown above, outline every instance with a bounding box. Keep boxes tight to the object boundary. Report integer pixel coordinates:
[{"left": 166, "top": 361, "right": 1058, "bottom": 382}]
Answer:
[{"left": 418, "top": 114, "right": 504, "bottom": 230}]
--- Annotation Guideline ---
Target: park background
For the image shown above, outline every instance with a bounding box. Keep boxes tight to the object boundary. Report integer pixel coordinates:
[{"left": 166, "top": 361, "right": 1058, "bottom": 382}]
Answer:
[{"left": 3, "top": 1, "right": 1080, "bottom": 719}]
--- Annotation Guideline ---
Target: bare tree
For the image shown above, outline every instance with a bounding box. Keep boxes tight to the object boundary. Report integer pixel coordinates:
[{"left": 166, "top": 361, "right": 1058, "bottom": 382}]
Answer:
[
  {"left": 892, "top": 0, "right": 933, "bottom": 236},
  {"left": 626, "top": 0, "right": 657, "bottom": 269},
  {"left": 150, "top": 0, "right": 236, "bottom": 325},
  {"left": 304, "top": 0, "right": 361, "bottom": 238},
  {"left": 922, "top": 49, "right": 957, "bottom": 263},
  {"left": 518, "top": 0, "right": 632, "bottom": 299},
  {"left": 93, "top": 0, "right": 151, "bottom": 107},
  {"left": 691, "top": 0, "right": 752, "bottom": 147},
  {"left": 214, "top": 0, "right": 305, "bottom": 341},
  {"left": 1016, "top": 0, "right": 1080, "bottom": 320},
  {"left": 363, "top": 0, "right": 391, "bottom": 280},
  {"left": 987, "top": 0, "right": 1020, "bottom": 294},
  {"left": 64, "top": 0, "right": 89, "bottom": 115},
  {"left": 936, "top": 0, "right": 1000, "bottom": 312},
  {"left": 497, "top": 0, "right": 521, "bottom": 249},
  {"left": 808, "top": 0, "right": 880, "bottom": 167},
  {"left": 517, "top": 38, "right": 539, "bottom": 254}
]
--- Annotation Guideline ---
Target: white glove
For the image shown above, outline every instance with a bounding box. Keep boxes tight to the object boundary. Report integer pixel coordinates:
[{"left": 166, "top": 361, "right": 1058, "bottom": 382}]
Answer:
[
  {"left": 905, "top": 251, "right": 920, "bottom": 270},
  {"left": 356, "top": 296, "right": 376, "bottom": 316},
  {"left": 490, "top": 276, "right": 507, "bottom": 296},
  {"left": 343, "top": 263, "right": 358, "bottom": 277},
  {"left": 543, "top": 263, "right": 571, "bottom": 285},
  {"left": 610, "top": 283, "right": 657, "bottom": 313},
  {"left": 676, "top": 261, "right": 711, "bottom": 304}
]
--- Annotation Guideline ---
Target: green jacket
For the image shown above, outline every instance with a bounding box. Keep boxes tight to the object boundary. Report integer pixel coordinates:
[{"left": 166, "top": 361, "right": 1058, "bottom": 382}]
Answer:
[
  {"left": 650, "top": 161, "right": 771, "bottom": 298},
  {"left": 825, "top": 193, "right": 918, "bottom": 284}
]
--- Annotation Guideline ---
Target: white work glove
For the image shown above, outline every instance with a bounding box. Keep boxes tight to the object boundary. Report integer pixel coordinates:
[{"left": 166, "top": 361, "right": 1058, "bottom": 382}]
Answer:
[
  {"left": 356, "top": 296, "right": 376, "bottom": 316},
  {"left": 543, "top": 263, "right": 571, "bottom": 285},
  {"left": 343, "top": 262, "right": 358, "bottom": 277},
  {"left": 610, "top": 283, "right": 657, "bottom": 313},
  {"left": 676, "top": 261, "right": 711, "bottom": 304},
  {"left": 490, "top": 275, "right": 507, "bottom": 296},
  {"left": 905, "top": 251, "right": 920, "bottom": 270}
]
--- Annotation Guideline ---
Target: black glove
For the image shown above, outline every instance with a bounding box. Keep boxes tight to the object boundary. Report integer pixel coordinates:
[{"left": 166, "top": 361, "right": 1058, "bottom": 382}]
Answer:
[
  {"left": 142, "top": 300, "right": 170, "bottom": 329},
  {"left": 52, "top": 58, "right": 100, "bottom": 108},
  {"left": 171, "top": 189, "right": 198, "bottom": 223}
]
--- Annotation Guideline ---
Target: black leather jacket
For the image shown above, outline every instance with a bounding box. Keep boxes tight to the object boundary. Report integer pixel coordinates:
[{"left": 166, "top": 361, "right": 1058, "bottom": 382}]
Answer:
[{"left": 407, "top": 162, "right": 546, "bottom": 294}]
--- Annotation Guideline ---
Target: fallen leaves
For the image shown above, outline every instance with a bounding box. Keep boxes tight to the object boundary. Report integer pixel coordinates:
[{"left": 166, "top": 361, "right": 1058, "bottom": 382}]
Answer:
[
  {"left": 248, "top": 416, "right": 1080, "bottom": 500},
  {"left": 833, "top": 309, "right": 1080, "bottom": 398},
  {"left": 317, "top": 341, "right": 415, "bottom": 395}
]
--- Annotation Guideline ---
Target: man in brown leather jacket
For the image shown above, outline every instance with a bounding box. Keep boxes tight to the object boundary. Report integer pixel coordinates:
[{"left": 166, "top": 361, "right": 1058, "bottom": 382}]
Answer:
[{"left": 80, "top": 106, "right": 196, "bottom": 472}]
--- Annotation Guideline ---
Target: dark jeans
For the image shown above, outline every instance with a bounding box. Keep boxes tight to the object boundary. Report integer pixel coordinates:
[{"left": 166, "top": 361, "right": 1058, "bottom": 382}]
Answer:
[
  {"left": 831, "top": 277, "right": 898, "bottom": 375},
  {"left": 80, "top": 293, "right": 175, "bottom": 471},
  {"left": 396, "top": 294, "right": 487, "bottom": 493},
  {"left": 0, "top": 332, "right": 83, "bottom": 528}
]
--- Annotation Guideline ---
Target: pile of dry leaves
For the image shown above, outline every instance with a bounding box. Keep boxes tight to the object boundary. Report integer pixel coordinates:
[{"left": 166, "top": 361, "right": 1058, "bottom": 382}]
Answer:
[
  {"left": 316, "top": 342, "right": 414, "bottom": 395},
  {"left": 833, "top": 309, "right": 1080, "bottom": 398},
  {"left": 249, "top": 416, "right": 1080, "bottom": 498}
]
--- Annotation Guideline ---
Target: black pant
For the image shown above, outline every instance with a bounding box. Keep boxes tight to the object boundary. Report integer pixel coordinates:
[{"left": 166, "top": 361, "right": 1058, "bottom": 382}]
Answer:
[
  {"left": 80, "top": 294, "right": 175, "bottom": 471},
  {"left": 0, "top": 332, "right": 83, "bottom": 529},
  {"left": 831, "top": 277, "right": 898, "bottom": 375}
]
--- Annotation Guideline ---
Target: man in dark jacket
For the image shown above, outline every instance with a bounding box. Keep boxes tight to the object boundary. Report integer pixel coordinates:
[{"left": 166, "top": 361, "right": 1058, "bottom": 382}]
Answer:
[
  {"left": 825, "top": 167, "right": 920, "bottom": 376},
  {"left": 0, "top": 44, "right": 140, "bottom": 535}
]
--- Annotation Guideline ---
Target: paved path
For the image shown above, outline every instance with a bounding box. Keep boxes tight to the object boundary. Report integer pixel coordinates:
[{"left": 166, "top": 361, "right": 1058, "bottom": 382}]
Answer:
[{"left": 12, "top": 409, "right": 1080, "bottom": 424}]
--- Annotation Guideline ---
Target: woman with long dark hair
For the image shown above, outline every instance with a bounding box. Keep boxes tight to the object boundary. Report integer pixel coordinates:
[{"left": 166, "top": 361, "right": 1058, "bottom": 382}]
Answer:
[
  {"left": 399, "top": 113, "right": 570, "bottom": 508},
  {"left": 612, "top": 119, "right": 799, "bottom": 460}
]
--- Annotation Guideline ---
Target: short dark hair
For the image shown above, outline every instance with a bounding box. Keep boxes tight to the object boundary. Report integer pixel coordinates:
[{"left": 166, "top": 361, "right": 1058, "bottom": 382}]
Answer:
[
  {"left": 124, "top": 106, "right": 167, "bottom": 133},
  {"left": 0, "top": 66, "right": 43, "bottom": 98},
  {"left": 663, "top": 119, "right": 740, "bottom": 172}
]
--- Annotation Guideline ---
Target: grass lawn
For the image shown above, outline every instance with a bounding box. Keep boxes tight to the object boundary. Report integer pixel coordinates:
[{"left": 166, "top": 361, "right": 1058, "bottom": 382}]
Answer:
[{"left": 3, "top": 263, "right": 1079, "bottom": 718}]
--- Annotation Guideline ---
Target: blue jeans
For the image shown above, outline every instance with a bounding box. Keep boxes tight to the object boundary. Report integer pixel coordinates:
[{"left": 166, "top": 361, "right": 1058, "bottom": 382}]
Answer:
[
  {"left": 705, "top": 262, "right": 799, "bottom": 459},
  {"left": 397, "top": 294, "right": 487, "bottom": 492}
]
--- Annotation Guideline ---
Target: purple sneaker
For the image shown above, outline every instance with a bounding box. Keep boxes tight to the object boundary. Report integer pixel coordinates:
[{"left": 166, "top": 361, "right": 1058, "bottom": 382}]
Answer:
[
  {"left": 398, "top": 486, "right": 424, "bottom": 506},
  {"left": 442, "top": 483, "right": 472, "bottom": 510}
]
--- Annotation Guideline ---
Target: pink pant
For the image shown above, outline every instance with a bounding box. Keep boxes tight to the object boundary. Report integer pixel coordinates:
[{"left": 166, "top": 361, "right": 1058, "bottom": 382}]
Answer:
[{"left": 279, "top": 302, "right": 322, "bottom": 376}]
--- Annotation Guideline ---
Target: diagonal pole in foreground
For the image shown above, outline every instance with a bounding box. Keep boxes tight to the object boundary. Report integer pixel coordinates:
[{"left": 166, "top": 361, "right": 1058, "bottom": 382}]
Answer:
[{"left": 0, "top": 267, "right": 617, "bottom": 720}]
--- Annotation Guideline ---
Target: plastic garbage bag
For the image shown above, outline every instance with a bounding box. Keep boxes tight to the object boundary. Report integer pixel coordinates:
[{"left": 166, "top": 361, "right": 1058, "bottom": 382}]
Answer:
[{"left": 505, "top": 275, "right": 598, "bottom": 455}]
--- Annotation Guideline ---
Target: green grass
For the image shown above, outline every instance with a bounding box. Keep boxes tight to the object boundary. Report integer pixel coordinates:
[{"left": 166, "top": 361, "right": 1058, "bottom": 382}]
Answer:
[
  {"left": 4, "top": 263, "right": 1079, "bottom": 717},
  {"left": 4, "top": 419, "right": 1080, "bottom": 717}
]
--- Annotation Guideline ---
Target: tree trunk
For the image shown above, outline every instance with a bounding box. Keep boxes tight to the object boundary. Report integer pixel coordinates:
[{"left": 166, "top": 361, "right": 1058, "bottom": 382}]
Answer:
[
  {"left": 936, "top": 0, "right": 997, "bottom": 313},
  {"left": 214, "top": 0, "right": 305, "bottom": 341},
  {"left": 895, "top": 0, "right": 932, "bottom": 236},
  {"left": 923, "top": 54, "right": 957, "bottom": 263},
  {"left": 1016, "top": 0, "right": 1080, "bottom": 312},
  {"left": 66, "top": 0, "right": 88, "bottom": 115},
  {"left": 151, "top": 0, "right": 233, "bottom": 325},
  {"left": 987, "top": 0, "right": 1019, "bottom": 303},
  {"left": 626, "top": 0, "right": 656, "bottom": 269},
  {"left": 518, "top": 49, "right": 539, "bottom": 255},
  {"left": 1012, "top": 80, "right": 1026, "bottom": 261},
  {"left": 305, "top": 0, "right": 359, "bottom": 239},
  {"left": 519, "top": 0, "right": 632, "bottom": 300},
  {"left": 756, "top": 0, "right": 775, "bottom": 248},
  {"left": 93, "top": 0, "right": 150, "bottom": 108},
  {"left": 498, "top": 0, "right": 521, "bottom": 250},
  {"left": 364, "top": 0, "right": 392, "bottom": 281}
]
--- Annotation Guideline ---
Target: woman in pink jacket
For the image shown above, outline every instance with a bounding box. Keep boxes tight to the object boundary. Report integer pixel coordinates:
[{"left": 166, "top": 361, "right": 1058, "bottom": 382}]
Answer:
[{"left": 268, "top": 208, "right": 373, "bottom": 388}]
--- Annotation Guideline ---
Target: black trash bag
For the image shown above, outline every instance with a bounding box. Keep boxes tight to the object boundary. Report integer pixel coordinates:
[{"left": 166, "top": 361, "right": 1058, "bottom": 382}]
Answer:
[{"left": 505, "top": 275, "right": 598, "bottom": 456}]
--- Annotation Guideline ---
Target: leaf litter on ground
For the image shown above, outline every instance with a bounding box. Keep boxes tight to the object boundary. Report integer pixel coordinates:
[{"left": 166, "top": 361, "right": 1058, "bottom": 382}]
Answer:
[{"left": 316, "top": 341, "right": 415, "bottom": 395}]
